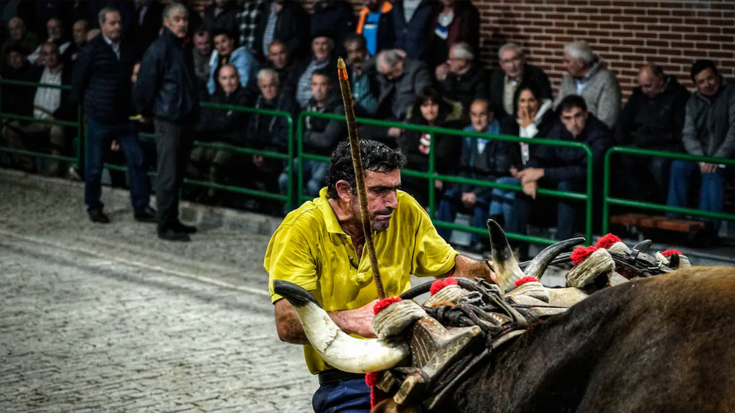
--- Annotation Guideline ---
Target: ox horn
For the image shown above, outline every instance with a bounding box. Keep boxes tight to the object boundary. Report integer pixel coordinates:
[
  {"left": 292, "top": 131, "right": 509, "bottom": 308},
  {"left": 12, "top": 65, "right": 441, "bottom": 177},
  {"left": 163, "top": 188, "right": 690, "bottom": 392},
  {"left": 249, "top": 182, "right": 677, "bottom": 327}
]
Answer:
[
  {"left": 487, "top": 219, "right": 525, "bottom": 291},
  {"left": 523, "top": 237, "right": 586, "bottom": 281},
  {"left": 272, "top": 280, "right": 409, "bottom": 373}
]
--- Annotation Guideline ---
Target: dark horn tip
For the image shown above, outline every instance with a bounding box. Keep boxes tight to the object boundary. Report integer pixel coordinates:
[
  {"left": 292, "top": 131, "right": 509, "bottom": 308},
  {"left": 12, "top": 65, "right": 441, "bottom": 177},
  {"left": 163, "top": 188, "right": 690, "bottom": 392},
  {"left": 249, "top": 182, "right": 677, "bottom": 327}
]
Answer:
[{"left": 273, "top": 280, "right": 321, "bottom": 308}]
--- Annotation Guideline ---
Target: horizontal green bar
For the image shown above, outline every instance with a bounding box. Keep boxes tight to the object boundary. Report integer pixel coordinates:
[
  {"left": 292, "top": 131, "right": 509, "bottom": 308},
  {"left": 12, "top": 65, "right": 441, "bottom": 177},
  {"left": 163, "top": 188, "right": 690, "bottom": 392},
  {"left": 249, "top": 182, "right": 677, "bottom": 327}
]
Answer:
[
  {"left": 0, "top": 79, "right": 71, "bottom": 90},
  {"left": 139, "top": 132, "right": 156, "bottom": 141},
  {"left": 202, "top": 102, "right": 293, "bottom": 119},
  {"left": 419, "top": 221, "right": 557, "bottom": 246},
  {"left": 302, "top": 153, "right": 331, "bottom": 163},
  {"left": 184, "top": 178, "right": 287, "bottom": 201},
  {"left": 607, "top": 197, "right": 735, "bottom": 221},
  {"left": 194, "top": 141, "right": 289, "bottom": 160},
  {"left": 299, "top": 111, "right": 592, "bottom": 151},
  {"left": 0, "top": 147, "right": 76, "bottom": 162},
  {"left": 608, "top": 146, "right": 735, "bottom": 166},
  {"left": 1, "top": 114, "right": 79, "bottom": 127}
]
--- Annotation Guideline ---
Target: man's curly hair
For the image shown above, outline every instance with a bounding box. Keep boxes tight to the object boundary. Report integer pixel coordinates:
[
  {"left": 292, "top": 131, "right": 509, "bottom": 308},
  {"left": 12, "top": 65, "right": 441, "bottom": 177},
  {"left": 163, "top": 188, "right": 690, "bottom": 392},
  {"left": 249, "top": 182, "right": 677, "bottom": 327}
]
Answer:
[{"left": 326, "top": 140, "right": 406, "bottom": 199}]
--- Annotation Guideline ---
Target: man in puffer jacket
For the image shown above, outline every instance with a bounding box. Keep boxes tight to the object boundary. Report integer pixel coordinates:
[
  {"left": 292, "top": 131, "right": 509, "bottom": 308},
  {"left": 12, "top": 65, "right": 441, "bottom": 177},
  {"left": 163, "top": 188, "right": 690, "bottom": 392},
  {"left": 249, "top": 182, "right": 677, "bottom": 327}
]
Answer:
[
  {"left": 666, "top": 60, "right": 735, "bottom": 230},
  {"left": 554, "top": 40, "right": 621, "bottom": 130}
]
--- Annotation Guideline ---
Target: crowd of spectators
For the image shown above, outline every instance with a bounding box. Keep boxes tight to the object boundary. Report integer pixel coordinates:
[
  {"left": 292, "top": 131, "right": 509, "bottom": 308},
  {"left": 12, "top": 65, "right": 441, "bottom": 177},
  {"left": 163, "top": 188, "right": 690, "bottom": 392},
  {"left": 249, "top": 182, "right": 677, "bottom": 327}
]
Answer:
[{"left": 0, "top": 0, "right": 733, "bottom": 250}]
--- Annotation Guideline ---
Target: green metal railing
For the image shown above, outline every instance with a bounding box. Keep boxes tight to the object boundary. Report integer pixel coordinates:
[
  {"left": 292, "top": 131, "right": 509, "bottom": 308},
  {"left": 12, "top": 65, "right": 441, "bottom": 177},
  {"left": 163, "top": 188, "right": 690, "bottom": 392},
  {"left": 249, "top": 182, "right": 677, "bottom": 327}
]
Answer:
[
  {"left": 602, "top": 147, "right": 735, "bottom": 234},
  {"left": 0, "top": 79, "right": 84, "bottom": 170},
  {"left": 297, "top": 111, "right": 595, "bottom": 246}
]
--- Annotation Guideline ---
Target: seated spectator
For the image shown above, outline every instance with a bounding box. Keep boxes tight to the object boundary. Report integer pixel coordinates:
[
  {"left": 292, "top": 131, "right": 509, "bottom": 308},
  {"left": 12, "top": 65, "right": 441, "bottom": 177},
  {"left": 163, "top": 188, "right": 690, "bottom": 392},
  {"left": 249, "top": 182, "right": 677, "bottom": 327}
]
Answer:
[
  {"left": 374, "top": 49, "right": 432, "bottom": 121},
  {"left": 265, "top": 40, "right": 299, "bottom": 97},
  {"left": 190, "top": 64, "right": 252, "bottom": 202},
  {"left": 344, "top": 33, "right": 378, "bottom": 117},
  {"left": 62, "top": 19, "right": 89, "bottom": 65},
  {"left": 615, "top": 64, "right": 690, "bottom": 203},
  {"left": 245, "top": 68, "right": 299, "bottom": 195},
  {"left": 280, "top": 69, "right": 345, "bottom": 197},
  {"left": 256, "top": 0, "right": 309, "bottom": 61},
  {"left": 398, "top": 87, "right": 464, "bottom": 206},
  {"left": 490, "top": 83, "right": 556, "bottom": 244},
  {"left": 131, "top": 0, "right": 164, "bottom": 59},
  {"left": 202, "top": 0, "right": 239, "bottom": 35},
  {"left": 554, "top": 40, "right": 621, "bottom": 130},
  {"left": 356, "top": 0, "right": 395, "bottom": 56},
  {"left": 237, "top": 0, "right": 267, "bottom": 54},
  {"left": 392, "top": 0, "right": 438, "bottom": 62},
  {"left": 2, "top": 17, "right": 39, "bottom": 66},
  {"left": 428, "top": 0, "right": 479, "bottom": 69},
  {"left": 518, "top": 95, "right": 612, "bottom": 240},
  {"left": 2, "top": 42, "right": 72, "bottom": 175},
  {"left": 436, "top": 98, "right": 508, "bottom": 253},
  {"left": 490, "top": 43, "right": 552, "bottom": 125},
  {"left": 193, "top": 28, "right": 213, "bottom": 86},
  {"left": 667, "top": 60, "right": 735, "bottom": 230},
  {"left": 435, "top": 42, "right": 489, "bottom": 111},
  {"left": 207, "top": 29, "right": 259, "bottom": 95},
  {"left": 28, "top": 18, "right": 70, "bottom": 65},
  {"left": 292, "top": 34, "right": 337, "bottom": 109},
  {"left": 311, "top": 0, "right": 355, "bottom": 56}
]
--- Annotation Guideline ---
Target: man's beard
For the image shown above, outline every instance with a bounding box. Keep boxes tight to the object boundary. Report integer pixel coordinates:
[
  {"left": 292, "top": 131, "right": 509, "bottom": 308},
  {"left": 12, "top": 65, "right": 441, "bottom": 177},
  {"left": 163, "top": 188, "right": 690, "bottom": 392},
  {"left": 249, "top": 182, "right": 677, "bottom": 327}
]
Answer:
[{"left": 369, "top": 208, "right": 393, "bottom": 232}]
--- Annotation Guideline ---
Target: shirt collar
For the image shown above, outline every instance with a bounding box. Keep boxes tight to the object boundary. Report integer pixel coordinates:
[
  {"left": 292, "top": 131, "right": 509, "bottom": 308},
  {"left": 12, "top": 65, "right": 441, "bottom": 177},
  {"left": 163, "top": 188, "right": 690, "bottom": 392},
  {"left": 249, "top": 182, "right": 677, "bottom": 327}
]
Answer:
[
  {"left": 318, "top": 188, "right": 346, "bottom": 235},
  {"left": 102, "top": 34, "right": 119, "bottom": 47}
]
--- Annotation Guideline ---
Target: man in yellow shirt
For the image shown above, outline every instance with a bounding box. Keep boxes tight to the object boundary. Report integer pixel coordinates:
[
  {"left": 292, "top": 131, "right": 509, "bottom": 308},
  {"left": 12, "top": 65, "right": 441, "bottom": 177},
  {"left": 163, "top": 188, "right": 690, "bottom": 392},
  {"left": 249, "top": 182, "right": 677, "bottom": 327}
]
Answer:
[{"left": 265, "top": 140, "right": 495, "bottom": 413}]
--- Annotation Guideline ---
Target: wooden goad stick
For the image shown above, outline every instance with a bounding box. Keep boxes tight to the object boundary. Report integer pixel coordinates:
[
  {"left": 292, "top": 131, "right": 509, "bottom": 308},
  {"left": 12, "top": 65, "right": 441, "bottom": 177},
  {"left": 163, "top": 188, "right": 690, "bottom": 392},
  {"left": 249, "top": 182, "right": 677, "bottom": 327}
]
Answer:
[{"left": 336, "top": 57, "right": 386, "bottom": 300}]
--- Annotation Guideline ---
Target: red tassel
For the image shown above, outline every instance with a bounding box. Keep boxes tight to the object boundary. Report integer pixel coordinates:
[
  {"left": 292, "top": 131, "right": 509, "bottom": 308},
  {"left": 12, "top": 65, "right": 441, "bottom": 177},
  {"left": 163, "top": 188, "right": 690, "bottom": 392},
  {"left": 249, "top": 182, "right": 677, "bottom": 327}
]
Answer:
[
  {"left": 596, "top": 233, "right": 622, "bottom": 249},
  {"left": 365, "top": 371, "right": 382, "bottom": 386},
  {"left": 661, "top": 249, "right": 683, "bottom": 257},
  {"left": 373, "top": 296, "right": 402, "bottom": 315},
  {"left": 514, "top": 276, "right": 539, "bottom": 287},
  {"left": 430, "top": 276, "right": 459, "bottom": 296},
  {"left": 366, "top": 371, "right": 387, "bottom": 409},
  {"left": 571, "top": 246, "right": 599, "bottom": 266}
]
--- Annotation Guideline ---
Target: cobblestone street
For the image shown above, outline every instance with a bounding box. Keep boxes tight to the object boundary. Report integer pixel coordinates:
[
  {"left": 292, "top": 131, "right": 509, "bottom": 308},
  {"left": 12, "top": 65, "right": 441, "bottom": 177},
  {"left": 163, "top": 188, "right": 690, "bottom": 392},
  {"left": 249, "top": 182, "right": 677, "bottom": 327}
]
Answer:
[{"left": 0, "top": 171, "right": 317, "bottom": 412}]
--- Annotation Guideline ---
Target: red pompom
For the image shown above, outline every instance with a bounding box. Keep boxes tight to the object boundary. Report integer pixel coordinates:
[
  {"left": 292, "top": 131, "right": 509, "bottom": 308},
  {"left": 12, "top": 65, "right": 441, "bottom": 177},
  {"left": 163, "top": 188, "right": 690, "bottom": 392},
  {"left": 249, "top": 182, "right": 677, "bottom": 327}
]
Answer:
[
  {"left": 596, "top": 233, "right": 622, "bottom": 249},
  {"left": 661, "top": 249, "right": 683, "bottom": 257},
  {"left": 571, "top": 246, "right": 599, "bottom": 266},
  {"left": 370, "top": 386, "right": 389, "bottom": 409},
  {"left": 365, "top": 371, "right": 383, "bottom": 386},
  {"left": 514, "top": 276, "right": 539, "bottom": 287},
  {"left": 373, "top": 296, "right": 402, "bottom": 315},
  {"left": 430, "top": 276, "right": 459, "bottom": 296}
]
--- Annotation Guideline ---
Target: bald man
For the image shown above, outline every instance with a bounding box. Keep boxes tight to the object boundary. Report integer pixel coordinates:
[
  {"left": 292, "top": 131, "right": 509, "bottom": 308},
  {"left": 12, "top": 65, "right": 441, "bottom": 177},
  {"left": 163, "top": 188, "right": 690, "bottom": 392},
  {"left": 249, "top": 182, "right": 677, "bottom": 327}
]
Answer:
[{"left": 614, "top": 64, "right": 690, "bottom": 203}]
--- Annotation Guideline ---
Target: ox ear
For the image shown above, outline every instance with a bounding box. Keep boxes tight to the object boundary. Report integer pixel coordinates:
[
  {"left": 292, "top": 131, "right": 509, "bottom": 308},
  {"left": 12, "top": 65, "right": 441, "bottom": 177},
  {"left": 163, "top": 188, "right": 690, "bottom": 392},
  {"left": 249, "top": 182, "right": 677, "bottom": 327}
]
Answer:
[
  {"left": 523, "top": 237, "right": 586, "bottom": 281},
  {"left": 273, "top": 280, "right": 409, "bottom": 373},
  {"left": 486, "top": 219, "right": 525, "bottom": 291},
  {"left": 668, "top": 253, "right": 680, "bottom": 269}
]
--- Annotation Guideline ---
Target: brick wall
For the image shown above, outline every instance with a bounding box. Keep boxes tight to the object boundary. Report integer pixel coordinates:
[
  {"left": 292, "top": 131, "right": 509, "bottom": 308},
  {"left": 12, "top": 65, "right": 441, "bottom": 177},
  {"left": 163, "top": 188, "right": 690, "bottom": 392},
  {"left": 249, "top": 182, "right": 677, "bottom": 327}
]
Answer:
[{"left": 300, "top": 0, "right": 735, "bottom": 99}]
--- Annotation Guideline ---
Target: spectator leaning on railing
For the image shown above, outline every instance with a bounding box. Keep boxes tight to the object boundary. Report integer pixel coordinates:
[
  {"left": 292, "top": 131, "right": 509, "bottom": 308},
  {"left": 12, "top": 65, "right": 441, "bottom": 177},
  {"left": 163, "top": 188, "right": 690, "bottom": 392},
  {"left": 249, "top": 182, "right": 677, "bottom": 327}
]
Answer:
[
  {"left": 554, "top": 40, "right": 621, "bottom": 130},
  {"left": 435, "top": 42, "right": 489, "bottom": 112},
  {"left": 436, "top": 98, "right": 508, "bottom": 254},
  {"left": 517, "top": 95, "right": 612, "bottom": 241},
  {"left": 133, "top": 2, "right": 200, "bottom": 242},
  {"left": 489, "top": 43, "right": 553, "bottom": 125},
  {"left": 2, "top": 42, "right": 72, "bottom": 177},
  {"left": 279, "top": 68, "right": 346, "bottom": 198},
  {"left": 666, "top": 60, "right": 735, "bottom": 231},
  {"left": 614, "top": 64, "right": 690, "bottom": 203},
  {"left": 71, "top": 7, "right": 155, "bottom": 225}
]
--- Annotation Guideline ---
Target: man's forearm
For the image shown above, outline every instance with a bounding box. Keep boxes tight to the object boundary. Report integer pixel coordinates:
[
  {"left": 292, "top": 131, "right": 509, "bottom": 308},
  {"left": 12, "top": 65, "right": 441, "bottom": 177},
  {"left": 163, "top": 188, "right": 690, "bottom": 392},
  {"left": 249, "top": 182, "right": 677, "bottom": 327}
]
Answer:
[{"left": 274, "top": 299, "right": 376, "bottom": 345}]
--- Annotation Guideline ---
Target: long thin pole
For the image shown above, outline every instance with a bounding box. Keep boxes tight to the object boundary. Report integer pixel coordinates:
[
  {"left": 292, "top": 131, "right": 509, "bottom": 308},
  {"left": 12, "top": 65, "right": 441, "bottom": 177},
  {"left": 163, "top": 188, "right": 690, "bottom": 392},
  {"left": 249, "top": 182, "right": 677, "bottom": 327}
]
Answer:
[{"left": 336, "top": 58, "right": 385, "bottom": 299}]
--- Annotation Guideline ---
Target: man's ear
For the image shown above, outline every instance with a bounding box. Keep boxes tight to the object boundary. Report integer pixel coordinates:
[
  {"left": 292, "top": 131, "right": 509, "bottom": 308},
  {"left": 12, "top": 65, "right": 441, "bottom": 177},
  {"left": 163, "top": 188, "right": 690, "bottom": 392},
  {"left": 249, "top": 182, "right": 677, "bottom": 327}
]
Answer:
[{"left": 335, "top": 180, "right": 353, "bottom": 202}]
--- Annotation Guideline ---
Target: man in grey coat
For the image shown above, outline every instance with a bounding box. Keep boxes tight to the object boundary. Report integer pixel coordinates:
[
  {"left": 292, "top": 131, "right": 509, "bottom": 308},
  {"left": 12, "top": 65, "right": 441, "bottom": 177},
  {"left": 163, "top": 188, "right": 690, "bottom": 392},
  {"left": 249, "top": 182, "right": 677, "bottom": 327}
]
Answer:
[
  {"left": 554, "top": 40, "right": 621, "bottom": 130},
  {"left": 666, "top": 60, "right": 735, "bottom": 230},
  {"left": 374, "top": 49, "right": 432, "bottom": 121}
]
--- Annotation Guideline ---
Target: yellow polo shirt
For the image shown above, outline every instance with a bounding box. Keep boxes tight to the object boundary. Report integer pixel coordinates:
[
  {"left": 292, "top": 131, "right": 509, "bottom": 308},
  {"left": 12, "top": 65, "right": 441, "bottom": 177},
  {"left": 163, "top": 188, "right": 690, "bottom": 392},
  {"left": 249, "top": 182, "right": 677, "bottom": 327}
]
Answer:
[{"left": 265, "top": 188, "right": 458, "bottom": 374}]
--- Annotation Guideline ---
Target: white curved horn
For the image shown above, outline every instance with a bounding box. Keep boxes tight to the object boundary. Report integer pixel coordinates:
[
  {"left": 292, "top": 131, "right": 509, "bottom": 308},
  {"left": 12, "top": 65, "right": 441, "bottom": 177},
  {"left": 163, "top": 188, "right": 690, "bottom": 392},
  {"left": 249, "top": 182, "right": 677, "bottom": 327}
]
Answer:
[
  {"left": 273, "top": 280, "right": 409, "bottom": 373},
  {"left": 486, "top": 219, "right": 525, "bottom": 291}
]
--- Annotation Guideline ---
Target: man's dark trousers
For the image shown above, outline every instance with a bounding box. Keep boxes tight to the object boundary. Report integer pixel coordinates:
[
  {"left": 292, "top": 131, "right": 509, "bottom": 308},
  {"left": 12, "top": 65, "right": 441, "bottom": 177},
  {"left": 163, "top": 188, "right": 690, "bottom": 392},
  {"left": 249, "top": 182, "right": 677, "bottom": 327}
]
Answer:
[
  {"left": 84, "top": 117, "right": 150, "bottom": 213},
  {"left": 154, "top": 119, "right": 195, "bottom": 231}
]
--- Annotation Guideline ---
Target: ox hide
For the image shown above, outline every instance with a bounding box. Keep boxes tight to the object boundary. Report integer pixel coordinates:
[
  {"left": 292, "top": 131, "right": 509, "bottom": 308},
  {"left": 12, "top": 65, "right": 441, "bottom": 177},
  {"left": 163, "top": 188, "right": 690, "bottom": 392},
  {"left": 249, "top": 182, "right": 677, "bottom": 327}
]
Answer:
[{"left": 375, "top": 266, "right": 735, "bottom": 413}]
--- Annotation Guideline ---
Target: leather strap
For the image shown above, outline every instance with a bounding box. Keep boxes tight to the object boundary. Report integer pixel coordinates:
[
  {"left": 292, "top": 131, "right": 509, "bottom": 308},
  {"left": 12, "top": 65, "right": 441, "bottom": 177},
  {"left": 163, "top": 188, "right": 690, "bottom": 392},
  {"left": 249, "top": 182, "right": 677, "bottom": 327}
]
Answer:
[{"left": 318, "top": 369, "right": 366, "bottom": 385}]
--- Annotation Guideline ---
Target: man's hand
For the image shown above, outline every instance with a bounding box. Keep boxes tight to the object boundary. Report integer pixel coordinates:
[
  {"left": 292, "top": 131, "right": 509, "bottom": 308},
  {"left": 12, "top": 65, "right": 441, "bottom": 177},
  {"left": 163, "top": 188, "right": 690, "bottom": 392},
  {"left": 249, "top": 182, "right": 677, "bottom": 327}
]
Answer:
[
  {"left": 111, "top": 140, "right": 120, "bottom": 151},
  {"left": 461, "top": 192, "right": 477, "bottom": 208},
  {"left": 510, "top": 166, "right": 520, "bottom": 178},
  {"left": 253, "top": 155, "right": 265, "bottom": 169},
  {"left": 435, "top": 179, "right": 443, "bottom": 191},
  {"left": 448, "top": 255, "right": 497, "bottom": 283},
  {"left": 522, "top": 180, "right": 538, "bottom": 199},
  {"left": 700, "top": 162, "right": 718, "bottom": 174},
  {"left": 517, "top": 106, "right": 534, "bottom": 128},
  {"left": 387, "top": 127, "right": 402, "bottom": 138},
  {"left": 518, "top": 167, "right": 544, "bottom": 185},
  {"left": 435, "top": 63, "right": 449, "bottom": 81}
]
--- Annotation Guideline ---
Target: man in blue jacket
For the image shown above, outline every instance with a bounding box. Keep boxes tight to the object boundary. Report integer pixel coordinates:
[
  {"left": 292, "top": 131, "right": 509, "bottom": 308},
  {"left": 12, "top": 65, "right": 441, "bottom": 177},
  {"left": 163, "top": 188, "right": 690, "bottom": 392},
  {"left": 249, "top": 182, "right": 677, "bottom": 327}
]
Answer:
[
  {"left": 133, "top": 2, "right": 200, "bottom": 242},
  {"left": 517, "top": 95, "right": 612, "bottom": 240},
  {"left": 71, "top": 7, "right": 155, "bottom": 224}
]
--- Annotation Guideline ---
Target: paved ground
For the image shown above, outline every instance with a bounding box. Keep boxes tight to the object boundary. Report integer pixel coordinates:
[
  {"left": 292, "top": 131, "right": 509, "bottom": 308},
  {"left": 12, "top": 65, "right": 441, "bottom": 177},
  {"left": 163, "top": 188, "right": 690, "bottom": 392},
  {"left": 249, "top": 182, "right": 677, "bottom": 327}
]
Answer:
[{"left": 0, "top": 170, "right": 318, "bottom": 412}]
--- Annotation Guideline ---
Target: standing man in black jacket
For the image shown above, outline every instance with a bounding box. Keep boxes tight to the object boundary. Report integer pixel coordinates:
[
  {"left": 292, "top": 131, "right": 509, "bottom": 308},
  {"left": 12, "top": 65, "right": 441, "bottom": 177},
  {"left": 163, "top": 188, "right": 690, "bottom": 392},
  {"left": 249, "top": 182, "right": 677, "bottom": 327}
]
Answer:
[
  {"left": 71, "top": 7, "right": 155, "bottom": 224},
  {"left": 133, "top": 2, "right": 200, "bottom": 242}
]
